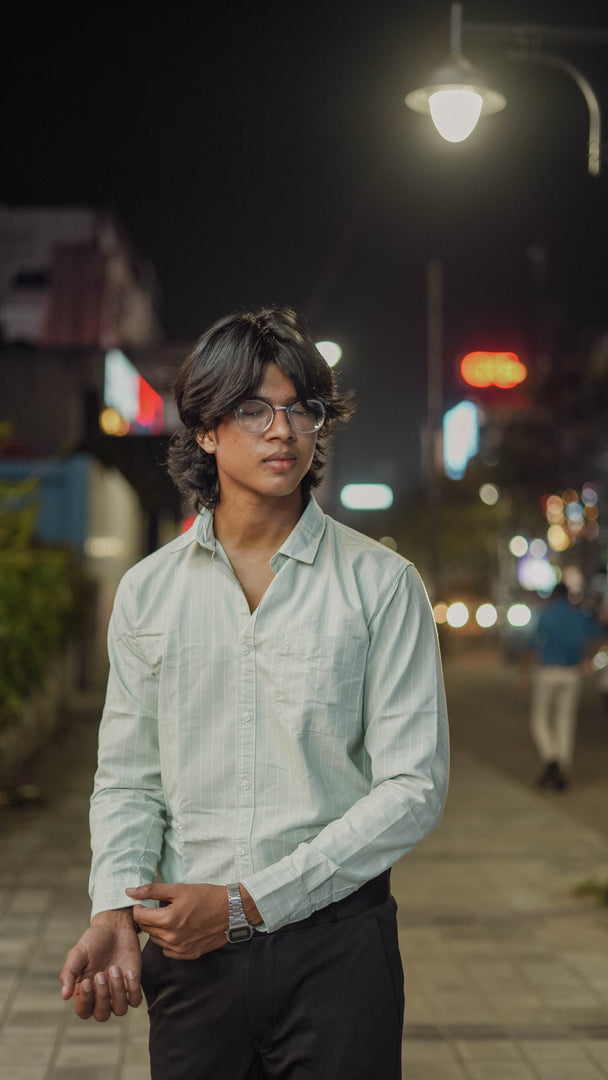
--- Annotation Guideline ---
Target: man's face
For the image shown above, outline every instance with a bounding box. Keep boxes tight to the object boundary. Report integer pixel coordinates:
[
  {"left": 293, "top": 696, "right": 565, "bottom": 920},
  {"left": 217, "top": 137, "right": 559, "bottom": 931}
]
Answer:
[{"left": 197, "top": 363, "right": 318, "bottom": 507}]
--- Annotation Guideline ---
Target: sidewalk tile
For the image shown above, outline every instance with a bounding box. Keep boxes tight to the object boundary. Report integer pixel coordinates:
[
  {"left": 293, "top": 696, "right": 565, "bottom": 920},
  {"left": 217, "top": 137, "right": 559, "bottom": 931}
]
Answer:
[
  {"left": 453, "top": 1039, "right": 523, "bottom": 1061},
  {"left": 533, "top": 1065, "right": 607, "bottom": 1080},
  {"left": 463, "top": 1064, "right": 540, "bottom": 1080}
]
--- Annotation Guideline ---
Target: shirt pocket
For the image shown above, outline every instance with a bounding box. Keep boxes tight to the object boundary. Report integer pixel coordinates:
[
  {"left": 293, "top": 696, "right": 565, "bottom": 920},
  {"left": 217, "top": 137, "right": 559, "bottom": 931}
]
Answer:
[{"left": 270, "top": 626, "right": 369, "bottom": 734}]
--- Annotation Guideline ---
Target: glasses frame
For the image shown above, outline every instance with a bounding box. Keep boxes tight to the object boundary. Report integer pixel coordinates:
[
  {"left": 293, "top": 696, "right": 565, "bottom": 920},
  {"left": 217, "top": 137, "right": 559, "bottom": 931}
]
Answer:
[{"left": 233, "top": 398, "right": 326, "bottom": 434}]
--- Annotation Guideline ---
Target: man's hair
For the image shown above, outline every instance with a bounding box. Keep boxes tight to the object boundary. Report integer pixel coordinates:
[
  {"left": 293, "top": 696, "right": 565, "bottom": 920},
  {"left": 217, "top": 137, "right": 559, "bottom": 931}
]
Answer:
[{"left": 167, "top": 305, "right": 354, "bottom": 510}]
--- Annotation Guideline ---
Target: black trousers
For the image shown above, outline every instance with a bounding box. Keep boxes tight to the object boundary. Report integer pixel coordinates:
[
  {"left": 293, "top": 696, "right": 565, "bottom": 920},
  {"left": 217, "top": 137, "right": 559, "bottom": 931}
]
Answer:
[{"left": 141, "top": 875, "right": 404, "bottom": 1080}]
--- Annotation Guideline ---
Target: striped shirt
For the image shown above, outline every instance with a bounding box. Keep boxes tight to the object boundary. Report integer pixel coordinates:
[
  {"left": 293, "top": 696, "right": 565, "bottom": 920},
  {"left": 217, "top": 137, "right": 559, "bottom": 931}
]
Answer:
[{"left": 89, "top": 497, "right": 449, "bottom": 930}]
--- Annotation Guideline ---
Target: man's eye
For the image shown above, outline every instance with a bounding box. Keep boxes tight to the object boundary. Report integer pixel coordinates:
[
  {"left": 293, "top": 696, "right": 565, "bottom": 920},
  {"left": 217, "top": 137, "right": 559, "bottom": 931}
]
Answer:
[{"left": 240, "top": 402, "right": 265, "bottom": 417}]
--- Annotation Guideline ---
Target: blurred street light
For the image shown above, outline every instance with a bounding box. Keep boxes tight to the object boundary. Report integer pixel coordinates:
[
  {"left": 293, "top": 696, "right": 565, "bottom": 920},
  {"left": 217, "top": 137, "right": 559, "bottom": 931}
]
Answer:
[
  {"left": 479, "top": 483, "right": 499, "bottom": 506},
  {"left": 446, "top": 601, "right": 469, "bottom": 628},
  {"left": 507, "top": 603, "right": 532, "bottom": 628},
  {"left": 315, "top": 340, "right": 342, "bottom": 367},
  {"left": 476, "top": 603, "right": 498, "bottom": 628},
  {"left": 405, "top": 3, "right": 608, "bottom": 176},
  {"left": 340, "top": 483, "right": 394, "bottom": 510}
]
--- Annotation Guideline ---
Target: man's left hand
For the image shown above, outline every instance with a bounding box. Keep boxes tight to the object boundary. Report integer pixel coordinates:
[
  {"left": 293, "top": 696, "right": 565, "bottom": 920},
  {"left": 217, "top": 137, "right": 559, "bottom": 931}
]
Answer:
[{"left": 125, "top": 882, "right": 261, "bottom": 959}]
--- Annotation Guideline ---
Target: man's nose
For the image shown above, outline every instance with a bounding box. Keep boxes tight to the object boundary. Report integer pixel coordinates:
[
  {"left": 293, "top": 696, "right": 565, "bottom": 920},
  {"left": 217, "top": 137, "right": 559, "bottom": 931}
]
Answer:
[{"left": 267, "top": 407, "right": 294, "bottom": 437}]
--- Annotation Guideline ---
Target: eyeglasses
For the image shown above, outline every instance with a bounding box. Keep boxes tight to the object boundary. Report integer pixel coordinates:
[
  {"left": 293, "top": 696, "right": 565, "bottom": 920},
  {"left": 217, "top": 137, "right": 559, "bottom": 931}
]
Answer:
[{"left": 234, "top": 398, "right": 325, "bottom": 434}]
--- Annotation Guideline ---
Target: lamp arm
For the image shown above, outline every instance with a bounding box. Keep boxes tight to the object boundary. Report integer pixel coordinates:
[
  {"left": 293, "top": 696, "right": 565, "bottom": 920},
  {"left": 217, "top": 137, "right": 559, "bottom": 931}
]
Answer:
[
  {"left": 507, "top": 50, "right": 601, "bottom": 176},
  {"left": 450, "top": 3, "right": 463, "bottom": 55}
]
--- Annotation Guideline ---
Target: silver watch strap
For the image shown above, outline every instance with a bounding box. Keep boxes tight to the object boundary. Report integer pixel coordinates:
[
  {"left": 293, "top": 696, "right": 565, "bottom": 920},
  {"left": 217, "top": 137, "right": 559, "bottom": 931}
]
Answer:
[
  {"left": 226, "top": 883, "right": 253, "bottom": 941},
  {"left": 226, "top": 882, "right": 247, "bottom": 919}
]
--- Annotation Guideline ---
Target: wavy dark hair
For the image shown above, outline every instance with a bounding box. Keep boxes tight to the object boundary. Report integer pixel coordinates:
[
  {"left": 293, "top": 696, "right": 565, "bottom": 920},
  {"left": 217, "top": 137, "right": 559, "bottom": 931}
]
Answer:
[{"left": 168, "top": 305, "right": 354, "bottom": 510}]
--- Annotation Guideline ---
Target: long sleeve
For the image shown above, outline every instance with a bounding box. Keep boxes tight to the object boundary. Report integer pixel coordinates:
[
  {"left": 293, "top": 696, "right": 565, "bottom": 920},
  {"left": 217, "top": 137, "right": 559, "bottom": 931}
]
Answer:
[
  {"left": 89, "top": 579, "right": 167, "bottom": 916},
  {"left": 241, "top": 564, "right": 449, "bottom": 930}
]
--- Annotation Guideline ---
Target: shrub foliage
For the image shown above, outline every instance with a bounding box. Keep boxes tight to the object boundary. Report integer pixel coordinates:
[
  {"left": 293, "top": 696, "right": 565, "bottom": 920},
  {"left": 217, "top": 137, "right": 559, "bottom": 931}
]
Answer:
[{"left": 0, "top": 478, "right": 86, "bottom": 728}]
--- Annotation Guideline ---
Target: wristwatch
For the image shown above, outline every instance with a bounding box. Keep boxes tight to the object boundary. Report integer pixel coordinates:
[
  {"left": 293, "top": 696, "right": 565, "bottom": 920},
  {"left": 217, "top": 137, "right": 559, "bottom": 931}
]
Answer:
[{"left": 226, "top": 883, "right": 254, "bottom": 942}]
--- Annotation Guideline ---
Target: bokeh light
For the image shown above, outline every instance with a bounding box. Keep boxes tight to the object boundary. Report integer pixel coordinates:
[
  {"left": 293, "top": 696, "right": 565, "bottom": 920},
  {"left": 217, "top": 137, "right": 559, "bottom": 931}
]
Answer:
[
  {"left": 340, "top": 484, "right": 393, "bottom": 510},
  {"left": 315, "top": 340, "right": 342, "bottom": 367},
  {"left": 433, "top": 603, "right": 449, "bottom": 624},
  {"left": 518, "top": 556, "right": 558, "bottom": 593},
  {"left": 528, "top": 539, "right": 547, "bottom": 559},
  {"left": 446, "top": 602, "right": 469, "bottom": 628},
  {"left": 475, "top": 603, "right": 498, "bottom": 628},
  {"left": 581, "top": 484, "right": 598, "bottom": 507},
  {"left": 507, "top": 604, "right": 532, "bottom": 628},
  {"left": 547, "top": 525, "right": 570, "bottom": 551},
  {"left": 509, "top": 535, "right": 528, "bottom": 558},
  {"left": 479, "top": 483, "right": 499, "bottom": 505},
  {"left": 99, "top": 407, "right": 130, "bottom": 436}
]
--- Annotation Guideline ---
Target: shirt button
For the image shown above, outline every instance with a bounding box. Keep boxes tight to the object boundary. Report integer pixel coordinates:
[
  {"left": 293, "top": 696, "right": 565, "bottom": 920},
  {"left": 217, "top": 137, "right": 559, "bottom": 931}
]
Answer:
[
  {"left": 235, "top": 846, "right": 245, "bottom": 857},
  {"left": 242, "top": 712, "right": 251, "bottom": 722},
  {"left": 241, "top": 780, "right": 250, "bottom": 790},
  {"left": 240, "top": 645, "right": 250, "bottom": 655}
]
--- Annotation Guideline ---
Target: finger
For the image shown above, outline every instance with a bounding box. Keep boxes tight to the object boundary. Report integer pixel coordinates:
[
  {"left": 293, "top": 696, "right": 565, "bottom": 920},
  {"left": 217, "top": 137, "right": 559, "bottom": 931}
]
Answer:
[
  {"left": 73, "top": 979, "right": 96, "bottom": 1020},
  {"left": 125, "top": 883, "right": 175, "bottom": 901},
  {"left": 60, "top": 946, "right": 86, "bottom": 1000},
  {"left": 92, "top": 972, "right": 112, "bottom": 1023},
  {"left": 107, "top": 966, "right": 129, "bottom": 1017},
  {"left": 125, "top": 968, "right": 143, "bottom": 1009},
  {"left": 60, "top": 970, "right": 75, "bottom": 1001},
  {"left": 131, "top": 903, "right": 169, "bottom": 929}
]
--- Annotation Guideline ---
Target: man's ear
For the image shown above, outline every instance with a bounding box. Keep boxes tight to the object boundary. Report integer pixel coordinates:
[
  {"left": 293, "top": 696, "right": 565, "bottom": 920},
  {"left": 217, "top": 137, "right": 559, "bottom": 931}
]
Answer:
[{"left": 196, "top": 429, "right": 216, "bottom": 454}]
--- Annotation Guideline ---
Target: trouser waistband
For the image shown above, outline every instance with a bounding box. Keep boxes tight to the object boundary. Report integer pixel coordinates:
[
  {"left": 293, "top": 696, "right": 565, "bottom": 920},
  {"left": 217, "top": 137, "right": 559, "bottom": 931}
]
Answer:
[{"left": 267, "top": 870, "right": 392, "bottom": 934}]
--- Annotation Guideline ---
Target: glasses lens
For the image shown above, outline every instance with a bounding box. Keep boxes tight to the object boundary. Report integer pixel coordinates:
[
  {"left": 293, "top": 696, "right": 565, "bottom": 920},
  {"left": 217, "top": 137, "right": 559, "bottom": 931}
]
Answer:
[
  {"left": 288, "top": 400, "right": 325, "bottom": 432},
  {"left": 235, "top": 400, "right": 273, "bottom": 432}
]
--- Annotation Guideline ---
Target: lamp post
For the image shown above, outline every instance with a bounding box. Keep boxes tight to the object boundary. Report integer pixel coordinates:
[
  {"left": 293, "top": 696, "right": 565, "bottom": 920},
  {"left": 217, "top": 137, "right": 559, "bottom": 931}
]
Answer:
[{"left": 405, "top": 3, "right": 608, "bottom": 176}]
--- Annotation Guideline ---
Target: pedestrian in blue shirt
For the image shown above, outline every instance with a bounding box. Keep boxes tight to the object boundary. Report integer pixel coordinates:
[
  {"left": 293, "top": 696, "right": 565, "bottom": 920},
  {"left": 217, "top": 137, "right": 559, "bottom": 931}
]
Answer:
[
  {"left": 59, "top": 305, "right": 449, "bottom": 1079},
  {"left": 527, "top": 583, "right": 603, "bottom": 790}
]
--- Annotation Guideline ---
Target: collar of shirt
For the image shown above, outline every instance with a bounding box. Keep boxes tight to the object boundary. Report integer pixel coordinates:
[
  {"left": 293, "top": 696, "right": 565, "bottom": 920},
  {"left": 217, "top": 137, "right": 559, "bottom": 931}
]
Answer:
[{"left": 171, "top": 495, "right": 327, "bottom": 568}]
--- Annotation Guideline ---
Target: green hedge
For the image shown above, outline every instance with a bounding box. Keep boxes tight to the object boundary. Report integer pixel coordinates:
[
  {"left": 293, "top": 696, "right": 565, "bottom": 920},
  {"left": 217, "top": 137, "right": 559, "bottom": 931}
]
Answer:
[{"left": 0, "top": 478, "right": 87, "bottom": 729}]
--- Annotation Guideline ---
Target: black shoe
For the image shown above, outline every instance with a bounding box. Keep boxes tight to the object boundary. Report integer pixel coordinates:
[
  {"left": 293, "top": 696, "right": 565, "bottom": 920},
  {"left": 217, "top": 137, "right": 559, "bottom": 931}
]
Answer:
[
  {"left": 552, "top": 764, "right": 569, "bottom": 791},
  {"left": 537, "top": 761, "right": 559, "bottom": 788},
  {"left": 537, "top": 760, "right": 569, "bottom": 791}
]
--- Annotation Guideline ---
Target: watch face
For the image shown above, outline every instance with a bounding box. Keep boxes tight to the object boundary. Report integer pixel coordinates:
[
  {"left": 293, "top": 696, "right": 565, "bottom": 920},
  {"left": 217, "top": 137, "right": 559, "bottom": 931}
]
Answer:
[{"left": 227, "top": 924, "right": 254, "bottom": 943}]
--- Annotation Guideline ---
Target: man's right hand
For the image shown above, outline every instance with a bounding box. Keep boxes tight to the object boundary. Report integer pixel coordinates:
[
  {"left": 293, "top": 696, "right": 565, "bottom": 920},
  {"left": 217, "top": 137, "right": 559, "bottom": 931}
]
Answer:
[{"left": 59, "top": 908, "right": 143, "bottom": 1022}]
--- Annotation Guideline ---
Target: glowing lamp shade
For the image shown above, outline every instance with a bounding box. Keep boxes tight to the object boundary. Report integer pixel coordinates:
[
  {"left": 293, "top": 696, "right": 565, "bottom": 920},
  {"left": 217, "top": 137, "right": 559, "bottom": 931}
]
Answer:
[
  {"left": 340, "top": 484, "right": 394, "bottom": 511},
  {"left": 405, "top": 56, "right": 506, "bottom": 144},
  {"left": 429, "top": 89, "right": 483, "bottom": 142}
]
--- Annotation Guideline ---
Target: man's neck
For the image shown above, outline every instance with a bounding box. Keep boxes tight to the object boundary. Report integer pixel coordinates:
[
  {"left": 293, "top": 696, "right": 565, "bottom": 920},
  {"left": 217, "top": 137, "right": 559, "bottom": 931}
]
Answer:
[{"left": 212, "top": 489, "right": 305, "bottom": 554}]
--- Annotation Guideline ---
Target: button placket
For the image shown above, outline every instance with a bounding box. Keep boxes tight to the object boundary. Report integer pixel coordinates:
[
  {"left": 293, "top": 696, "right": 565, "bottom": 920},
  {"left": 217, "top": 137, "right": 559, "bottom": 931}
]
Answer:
[{"left": 234, "top": 621, "right": 256, "bottom": 874}]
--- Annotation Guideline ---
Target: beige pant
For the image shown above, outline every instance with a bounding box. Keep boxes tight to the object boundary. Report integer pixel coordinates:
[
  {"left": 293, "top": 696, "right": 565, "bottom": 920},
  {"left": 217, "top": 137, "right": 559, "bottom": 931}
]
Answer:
[{"left": 530, "top": 665, "right": 581, "bottom": 768}]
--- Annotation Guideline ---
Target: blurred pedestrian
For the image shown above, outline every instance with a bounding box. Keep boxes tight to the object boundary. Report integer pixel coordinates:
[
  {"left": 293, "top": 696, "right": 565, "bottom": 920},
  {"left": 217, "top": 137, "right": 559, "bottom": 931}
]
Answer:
[
  {"left": 59, "top": 305, "right": 449, "bottom": 1080},
  {"left": 524, "top": 583, "right": 604, "bottom": 790}
]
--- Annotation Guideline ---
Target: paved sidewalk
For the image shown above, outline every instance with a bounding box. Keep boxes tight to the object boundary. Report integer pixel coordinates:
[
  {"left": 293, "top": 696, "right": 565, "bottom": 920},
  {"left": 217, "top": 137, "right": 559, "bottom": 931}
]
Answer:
[{"left": 0, "top": 654, "right": 607, "bottom": 1080}]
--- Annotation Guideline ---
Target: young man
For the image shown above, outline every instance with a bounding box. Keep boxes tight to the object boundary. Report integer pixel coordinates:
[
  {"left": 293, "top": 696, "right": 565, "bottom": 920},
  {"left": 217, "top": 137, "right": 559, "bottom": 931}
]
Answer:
[
  {"left": 60, "top": 305, "right": 449, "bottom": 1080},
  {"left": 526, "top": 582, "right": 603, "bottom": 790}
]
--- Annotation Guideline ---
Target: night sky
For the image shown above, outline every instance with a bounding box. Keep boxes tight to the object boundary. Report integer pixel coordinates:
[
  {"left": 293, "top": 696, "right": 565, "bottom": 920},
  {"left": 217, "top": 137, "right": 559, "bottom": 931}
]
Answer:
[{"left": 5, "top": 0, "right": 608, "bottom": 506}]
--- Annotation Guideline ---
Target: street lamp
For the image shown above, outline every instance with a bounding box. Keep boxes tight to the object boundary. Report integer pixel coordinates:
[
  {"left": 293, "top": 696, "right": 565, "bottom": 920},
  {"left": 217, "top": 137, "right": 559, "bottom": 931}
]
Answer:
[
  {"left": 405, "top": 5, "right": 505, "bottom": 143},
  {"left": 405, "top": 3, "right": 607, "bottom": 175}
]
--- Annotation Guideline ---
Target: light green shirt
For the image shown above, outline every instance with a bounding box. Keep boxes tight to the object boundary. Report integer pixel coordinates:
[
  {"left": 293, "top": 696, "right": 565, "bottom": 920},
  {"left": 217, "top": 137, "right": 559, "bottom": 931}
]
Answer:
[{"left": 89, "top": 497, "right": 449, "bottom": 930}]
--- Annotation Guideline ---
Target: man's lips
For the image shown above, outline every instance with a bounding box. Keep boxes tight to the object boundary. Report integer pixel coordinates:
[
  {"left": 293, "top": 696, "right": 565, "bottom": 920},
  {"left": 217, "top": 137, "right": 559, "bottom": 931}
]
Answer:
[{"left": 263, "top": 452, "right": 297, "bottom": 471}]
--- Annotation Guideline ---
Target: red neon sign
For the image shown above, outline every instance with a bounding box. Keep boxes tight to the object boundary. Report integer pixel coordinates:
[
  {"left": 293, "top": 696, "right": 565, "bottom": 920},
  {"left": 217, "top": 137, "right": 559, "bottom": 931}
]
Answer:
[{"left": 460, "top": 352, "right": 527, "bottom": 389}]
